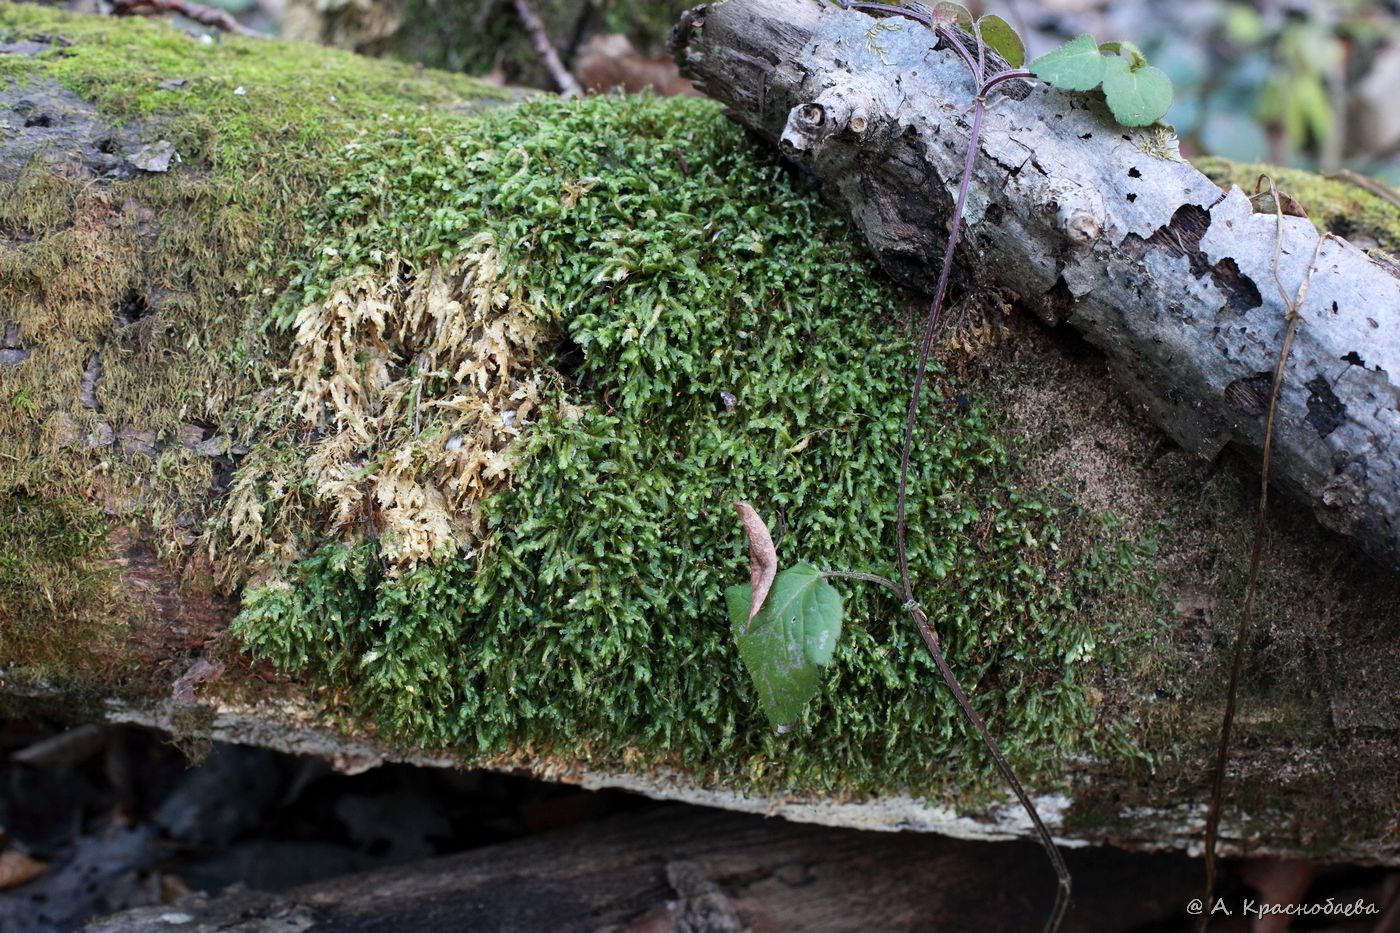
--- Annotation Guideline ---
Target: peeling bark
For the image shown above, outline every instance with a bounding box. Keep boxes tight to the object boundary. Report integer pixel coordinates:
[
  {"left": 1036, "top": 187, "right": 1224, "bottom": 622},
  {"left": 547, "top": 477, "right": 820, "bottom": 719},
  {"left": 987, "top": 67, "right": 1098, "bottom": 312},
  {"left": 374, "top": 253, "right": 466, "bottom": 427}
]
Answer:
[{"left": 674, "top": 0, "right": 1400, "bottom": 573}]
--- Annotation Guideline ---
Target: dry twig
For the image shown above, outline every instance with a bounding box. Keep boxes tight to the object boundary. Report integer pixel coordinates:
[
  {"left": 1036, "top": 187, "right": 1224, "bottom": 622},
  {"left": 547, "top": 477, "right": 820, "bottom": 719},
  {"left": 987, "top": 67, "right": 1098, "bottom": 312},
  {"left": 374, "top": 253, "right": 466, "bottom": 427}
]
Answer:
[{"left": 1198, "top": 179, "right": 1332, "bottom": 930}]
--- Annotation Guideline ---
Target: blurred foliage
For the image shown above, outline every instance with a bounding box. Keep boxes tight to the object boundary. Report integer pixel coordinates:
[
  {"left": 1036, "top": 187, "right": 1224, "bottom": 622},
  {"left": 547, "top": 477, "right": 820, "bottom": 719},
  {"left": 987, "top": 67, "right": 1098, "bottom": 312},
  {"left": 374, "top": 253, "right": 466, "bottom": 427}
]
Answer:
[
  {"left": 280, "top": 0, "right": 690, "bottom": 88},
  {"left": 1145, "top": 0, "right": 1399, "bottom": 174}
]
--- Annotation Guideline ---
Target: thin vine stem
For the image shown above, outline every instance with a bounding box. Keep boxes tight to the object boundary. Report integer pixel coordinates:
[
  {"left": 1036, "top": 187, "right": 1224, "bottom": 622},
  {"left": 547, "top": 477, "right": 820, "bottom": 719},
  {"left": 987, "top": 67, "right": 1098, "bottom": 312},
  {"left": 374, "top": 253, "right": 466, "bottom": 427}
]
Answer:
[
  {"left": 819, "top": 7, "right": 1070, "bottom": 927},
  {"left": 889, "top": 57, "right": 1072, "bottom": 933},
  {"left": 1197, "top": 181, "right": 1332, "bottom": 930}
]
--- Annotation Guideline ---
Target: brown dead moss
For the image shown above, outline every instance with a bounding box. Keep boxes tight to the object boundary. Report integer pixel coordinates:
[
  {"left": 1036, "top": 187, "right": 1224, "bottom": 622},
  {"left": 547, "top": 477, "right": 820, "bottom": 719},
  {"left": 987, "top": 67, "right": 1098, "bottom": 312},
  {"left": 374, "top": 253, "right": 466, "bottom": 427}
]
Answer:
[{"left": 220, "top": 238, "right": 550, "bottom": 581}]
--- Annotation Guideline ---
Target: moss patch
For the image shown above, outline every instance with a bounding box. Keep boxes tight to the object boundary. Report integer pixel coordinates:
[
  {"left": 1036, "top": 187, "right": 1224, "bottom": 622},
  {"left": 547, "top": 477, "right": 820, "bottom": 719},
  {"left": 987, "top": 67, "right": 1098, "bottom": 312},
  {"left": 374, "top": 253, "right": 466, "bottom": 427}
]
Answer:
[
  {"left": 1194, "top": 156, "right": 1400, "bottom": 255},
  {"left": 223, "top": 93, "right": 1162, "bottom": 800},
  {"left": 0, "top": 2, "right": 507, "bottom": 683}
]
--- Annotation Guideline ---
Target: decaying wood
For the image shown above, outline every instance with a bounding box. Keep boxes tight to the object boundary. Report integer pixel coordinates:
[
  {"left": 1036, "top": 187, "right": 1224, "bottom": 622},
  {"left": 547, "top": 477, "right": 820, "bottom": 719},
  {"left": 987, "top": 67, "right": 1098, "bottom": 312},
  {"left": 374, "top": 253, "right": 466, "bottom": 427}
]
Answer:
[
  {"left": 673, "top": 0, "right": 1400, "bottom": 574},
  {"left": 84, "top": 806, "right": 1201, "bottom": 932}
]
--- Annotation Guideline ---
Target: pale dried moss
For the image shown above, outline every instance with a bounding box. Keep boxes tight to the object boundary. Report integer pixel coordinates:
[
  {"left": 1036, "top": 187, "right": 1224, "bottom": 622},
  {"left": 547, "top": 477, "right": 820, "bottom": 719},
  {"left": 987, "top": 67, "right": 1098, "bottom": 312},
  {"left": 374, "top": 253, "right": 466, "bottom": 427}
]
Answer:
[{"left": 223, "top": 236, "right": 549, "bottom": 576}]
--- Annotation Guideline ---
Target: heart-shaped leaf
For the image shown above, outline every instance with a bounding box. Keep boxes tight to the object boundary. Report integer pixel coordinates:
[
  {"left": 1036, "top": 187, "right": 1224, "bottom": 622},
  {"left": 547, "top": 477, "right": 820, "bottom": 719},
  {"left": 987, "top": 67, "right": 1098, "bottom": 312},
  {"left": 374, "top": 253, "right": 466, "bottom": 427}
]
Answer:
[
  {"left": 726, "top": 563, "right": 844, "bottom": 730},
  {"left": 733, "top": 501, "right": 777, "bottom": 627},
  {"left": 1030, "top": 34, "right": 1106, "bottom": 92},
  {"left": 1102, "top": 56, "right": 1173, "bottom": 126},
  {"left": 977, "top": 14, "right": 1025, "bottom": 68}
]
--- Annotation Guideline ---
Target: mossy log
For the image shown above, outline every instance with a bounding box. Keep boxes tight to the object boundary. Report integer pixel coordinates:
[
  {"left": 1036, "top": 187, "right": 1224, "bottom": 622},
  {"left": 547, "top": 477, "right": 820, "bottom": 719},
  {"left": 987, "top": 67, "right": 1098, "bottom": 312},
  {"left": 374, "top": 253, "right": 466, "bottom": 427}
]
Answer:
[
  {"left": 2, "top": 4, "right": 1399, "bottom": 869},
  {"left": 674, "top": 0, "right": 1400, "bottom": 576}
]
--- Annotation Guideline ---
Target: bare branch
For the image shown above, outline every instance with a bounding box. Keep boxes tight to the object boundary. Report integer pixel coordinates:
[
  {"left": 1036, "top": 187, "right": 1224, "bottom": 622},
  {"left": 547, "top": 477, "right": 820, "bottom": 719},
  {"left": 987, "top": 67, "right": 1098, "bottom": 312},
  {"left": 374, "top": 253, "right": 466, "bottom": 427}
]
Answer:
[
  {"left": 511, "top": 0, "right": 583, "bottom": 98},
  {"left": 110, "top": 0, "right": 264, "bottom": 39}
]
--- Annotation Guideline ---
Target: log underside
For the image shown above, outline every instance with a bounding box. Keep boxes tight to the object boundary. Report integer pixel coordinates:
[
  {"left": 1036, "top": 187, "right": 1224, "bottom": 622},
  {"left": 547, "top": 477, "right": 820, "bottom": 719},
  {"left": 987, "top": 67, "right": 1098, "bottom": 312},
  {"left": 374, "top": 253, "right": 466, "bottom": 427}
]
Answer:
[{"left": 84, "top": 805, "right": 1201, "bottom": 933}]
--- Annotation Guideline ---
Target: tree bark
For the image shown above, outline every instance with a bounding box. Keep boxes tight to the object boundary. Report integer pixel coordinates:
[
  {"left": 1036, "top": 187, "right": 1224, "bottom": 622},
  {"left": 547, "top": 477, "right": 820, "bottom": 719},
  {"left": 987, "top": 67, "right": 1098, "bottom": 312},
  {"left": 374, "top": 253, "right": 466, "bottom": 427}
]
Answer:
[{"left": 673, "top": 0, "right": 1400, "bottom": 574}]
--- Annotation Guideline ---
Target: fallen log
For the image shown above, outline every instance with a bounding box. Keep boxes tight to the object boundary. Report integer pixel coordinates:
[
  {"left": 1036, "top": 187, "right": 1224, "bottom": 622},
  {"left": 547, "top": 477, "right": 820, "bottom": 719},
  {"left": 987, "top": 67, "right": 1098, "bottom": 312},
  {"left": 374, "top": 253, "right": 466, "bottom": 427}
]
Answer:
[
  {"left": 2, "top": 4, "right": 1399, "bottom": 867},
  {"left": 673, "top": 0, "right": 1400, "bottom": 573}
]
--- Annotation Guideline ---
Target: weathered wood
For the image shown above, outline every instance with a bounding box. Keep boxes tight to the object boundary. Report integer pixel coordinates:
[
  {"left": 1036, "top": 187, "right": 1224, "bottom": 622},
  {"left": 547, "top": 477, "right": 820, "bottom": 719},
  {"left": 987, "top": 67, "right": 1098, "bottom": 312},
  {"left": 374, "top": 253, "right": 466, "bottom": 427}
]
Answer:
[
  {"left": 673, "top": 0, "right": 1400, "bottom": 574},
  {"left": 84, "top": 806, "right": 1202, "bottom": 932}
]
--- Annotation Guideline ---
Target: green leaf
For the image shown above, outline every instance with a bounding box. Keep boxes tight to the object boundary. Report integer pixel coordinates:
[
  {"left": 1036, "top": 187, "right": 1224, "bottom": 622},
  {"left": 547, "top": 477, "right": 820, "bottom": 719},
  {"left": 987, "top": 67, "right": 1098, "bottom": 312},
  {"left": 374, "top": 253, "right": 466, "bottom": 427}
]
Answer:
[
  {"left": 1101, "top": 57, "right": 1173, "bottom": 127},
  {"left": 1030, "top": 34, "right": 1106, "bottom": 92},
  {"left": 726, "top": 563, "right": 844, "bottom": 730},
  {"left": 977, "top": 15, "right": 1025, "bottom": 68},
  {"left": 930, "top": 1, "right": 974, "bottom": 33}
]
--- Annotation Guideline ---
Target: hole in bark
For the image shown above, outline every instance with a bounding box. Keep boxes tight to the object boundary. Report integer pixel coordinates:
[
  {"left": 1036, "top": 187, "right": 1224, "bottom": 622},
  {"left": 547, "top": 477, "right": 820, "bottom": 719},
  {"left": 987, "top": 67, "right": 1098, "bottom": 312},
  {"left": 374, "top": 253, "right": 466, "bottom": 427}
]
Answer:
[
  {"left": 115, "top": 289, "right": 150, "bottom": 326},
  {"left": 1128, "top": 167, "right": 1142, "bottom": 178},
  {"left": 23, "top": 112, "right": 52, "bottom": 128},
  {"left": 1040, "top": 275, "right": 1076, "bottom": 325},
  {"left": 985, "top": 202, "right": 1004, "bottom": 226},
  {"left": 1341, "top": 351, "right": 1366, "bottom": 367},
  {"left": 1041, "top": 318, "right": 1098, "bottom": 361},
  {"left": 1125, "top": 193, "right": 1137, "bottom": 203},
  {"left": 1332, "top": 301, "right": 1340, "bottom": 314},
  {"left": 1210, "top": 258, "right": 1262, "bottom": 312},
  {"left": 1079, "top": 132, "right": 1092, "bottom": 140},
  {"left": 1223, "top": 372, "right": 1273, "bottom": 416},
  {"left": 1304, "top": 375, "right": 1346, "bottom": 437}
]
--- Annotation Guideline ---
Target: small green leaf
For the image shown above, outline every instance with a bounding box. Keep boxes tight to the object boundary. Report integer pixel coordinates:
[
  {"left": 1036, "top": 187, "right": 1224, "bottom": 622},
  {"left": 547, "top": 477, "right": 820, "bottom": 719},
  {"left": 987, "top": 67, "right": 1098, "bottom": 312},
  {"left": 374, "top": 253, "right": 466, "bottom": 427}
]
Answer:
[
  {"left": 977, "top": 14, "right": 1025, "bottom": 68},
  {"left": 1030, "top": 34, "right": 1106, "bottom": 92},
  {"left": 931, "top": 1, "right": 974, "bottom": 33},
  {"left": 726, "top": 563, "right": 844, "bottom": 730},
  {"left": 1102, "top": 56, "right": 1173, "bottom": 127}
]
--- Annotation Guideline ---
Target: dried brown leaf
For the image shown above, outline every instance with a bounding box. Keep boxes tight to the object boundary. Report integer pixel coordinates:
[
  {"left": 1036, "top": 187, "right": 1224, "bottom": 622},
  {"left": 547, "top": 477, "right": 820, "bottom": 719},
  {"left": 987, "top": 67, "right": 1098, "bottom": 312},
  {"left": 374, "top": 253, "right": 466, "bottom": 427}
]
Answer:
[
  {"left": 0, "top": 851, "right": 47, "bottom": 891},
  {"left": 733, "top": 501, "right": 777, "bottom": 623}
]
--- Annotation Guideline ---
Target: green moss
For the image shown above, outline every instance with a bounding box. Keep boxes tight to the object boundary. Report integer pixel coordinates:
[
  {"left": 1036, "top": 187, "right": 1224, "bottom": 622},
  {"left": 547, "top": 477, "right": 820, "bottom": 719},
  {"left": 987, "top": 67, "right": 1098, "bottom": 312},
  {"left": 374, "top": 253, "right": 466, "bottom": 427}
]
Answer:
[
  {"left": 0, "top": 491, "right": 121, "bottom": 675},
  {"left": 229, "top": 93, "right": 1163, "bottom": 799},
  {"left": 1194, "top": 156, "right": 1400, "bottom": 254},
  {"left": 0, "top": 3, "right": 507, "bottom": 677}
]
